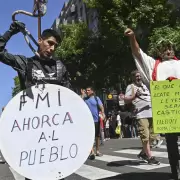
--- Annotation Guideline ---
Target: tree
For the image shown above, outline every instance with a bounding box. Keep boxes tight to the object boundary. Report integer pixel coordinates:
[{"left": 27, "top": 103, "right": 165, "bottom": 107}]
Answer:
[
  {"left": 12, "top": 76, "right": 21, "bottom": 97},
  {"left": 81, "top": 0, "right": 180, "bottom": 90},
  {"left": 55, "top": 22, "right": 96, "bottom": 87},
  {"left": 12, "top": 0, "right": 180, "bottom": 94},
  {"left": 148, "top": 26, "right": 180, "bottom": 57}
]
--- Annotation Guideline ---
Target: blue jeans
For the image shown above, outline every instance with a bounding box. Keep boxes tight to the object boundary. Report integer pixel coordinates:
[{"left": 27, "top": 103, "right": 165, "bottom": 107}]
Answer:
[{"left": 129, "top": 125, "right": 137, "bottom": 138}]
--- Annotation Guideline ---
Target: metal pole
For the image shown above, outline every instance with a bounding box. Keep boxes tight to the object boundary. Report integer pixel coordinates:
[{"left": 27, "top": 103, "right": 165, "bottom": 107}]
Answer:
[
  {"left": 38, "top": 16, "right": 41, "bottom": 39},
  {"left": 37, "top": 0, "right": 41, "bottom": 39}
]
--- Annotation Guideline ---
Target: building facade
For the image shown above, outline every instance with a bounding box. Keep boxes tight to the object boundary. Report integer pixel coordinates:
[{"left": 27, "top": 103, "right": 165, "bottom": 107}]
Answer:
[{"left": 52, "top": 0, "right": 98, "bottom": 33}]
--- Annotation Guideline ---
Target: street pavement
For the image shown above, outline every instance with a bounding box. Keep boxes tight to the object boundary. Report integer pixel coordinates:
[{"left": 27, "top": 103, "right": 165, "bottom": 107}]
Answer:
[{"left": 0, "top": 138, "right": 175, "bottom": 180}]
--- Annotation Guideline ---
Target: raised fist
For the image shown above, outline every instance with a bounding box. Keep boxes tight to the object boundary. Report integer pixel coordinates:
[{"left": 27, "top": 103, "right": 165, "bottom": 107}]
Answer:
[
  {"left": 124, "top": 28, "right": 134, "bottom": 37},
  {"left": 9, "top": 21, "right": 26, "bottom": 35}
]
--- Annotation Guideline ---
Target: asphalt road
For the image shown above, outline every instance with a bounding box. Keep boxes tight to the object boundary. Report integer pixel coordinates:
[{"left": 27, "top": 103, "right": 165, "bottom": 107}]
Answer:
[{"left": 0, "top": 138, "right": 174, "bottom": 180}]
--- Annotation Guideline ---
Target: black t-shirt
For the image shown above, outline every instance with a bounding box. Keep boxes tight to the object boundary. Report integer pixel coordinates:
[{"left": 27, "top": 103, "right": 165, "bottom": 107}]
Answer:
[{"left": 0, "top": 32, "right": 71, "bottom": 90}]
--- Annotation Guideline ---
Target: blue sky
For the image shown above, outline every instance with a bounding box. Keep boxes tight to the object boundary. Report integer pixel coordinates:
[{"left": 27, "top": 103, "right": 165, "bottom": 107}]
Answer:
[{"left": 0, "top": 0, "right": 65, "bottom": 110}]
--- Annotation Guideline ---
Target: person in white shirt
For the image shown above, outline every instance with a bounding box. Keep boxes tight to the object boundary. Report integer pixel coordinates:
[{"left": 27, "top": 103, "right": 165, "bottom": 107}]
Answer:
[
  {"left": 116, "top": 112, "right": 121, "bottom": 126},
  {"left": 124, "top": 28, "right": 180, "bottom": 179},
  {"left": 116, "top": 111, "right": 122, "bottom": 138},
  {"left": 121, "top": 70, "right": 160, "bottom": 165},
  {"left": 124, "top": 29, "right": 179, "bottom": 83},
  {"left": 105, "top": 116, "right": 110, "bottom": 140}
]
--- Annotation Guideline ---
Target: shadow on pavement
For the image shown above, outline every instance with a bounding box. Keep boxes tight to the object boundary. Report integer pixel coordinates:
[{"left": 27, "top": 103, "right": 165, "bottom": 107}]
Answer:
[
  {"left": 98, "top": 172, "right": 171, "bottom": 180},
  {"left": 121, "top": 147, "right": 142, "bottom": 150},
  {"left": 107, "top": 160, "right": 146, "bottom": 167},
  {"left": 0, "top": 161, "right": 6, "bottom": 164}
]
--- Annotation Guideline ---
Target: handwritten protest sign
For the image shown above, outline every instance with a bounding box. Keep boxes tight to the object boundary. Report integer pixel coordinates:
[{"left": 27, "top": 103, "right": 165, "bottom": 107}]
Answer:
[
  {"left": 150, "top": 80, "right": 180, "bottom": 133},
  {"left": 0, "top": 84, "right": 95, "bottom": 180}
]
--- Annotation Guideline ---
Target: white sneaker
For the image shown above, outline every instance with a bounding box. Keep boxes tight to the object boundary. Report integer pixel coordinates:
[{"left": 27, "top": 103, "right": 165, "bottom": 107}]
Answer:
[
  {"left": 150, "top": 140, "right": 157, "bottom": 148},
  {"left": 156, "top": 140, "right": 163, "bottom": 148}
]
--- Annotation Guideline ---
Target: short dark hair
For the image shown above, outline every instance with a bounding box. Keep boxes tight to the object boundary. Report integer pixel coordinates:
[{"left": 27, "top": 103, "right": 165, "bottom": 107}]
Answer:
[
  {"left": 131, "top": 70, "right": 140, "bottom": 81},
  {"left": 86, "top": 86, "right": 95, "bottom": 91},
  {"left": 41, "top": 29, "right": 61, "bottom": 43}
]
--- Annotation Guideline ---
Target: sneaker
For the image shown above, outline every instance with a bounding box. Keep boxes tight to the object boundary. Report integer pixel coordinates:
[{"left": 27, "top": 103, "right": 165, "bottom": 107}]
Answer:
[
  {"left": 88, "top": 154, "right": 95, "bottom": 160},
  {"left": 150, "top": 140, "right": 157, "bottom": 148},
  {"left": 96, "top": 152, "right": 103, "bottom": 157},
  {"left": 156, "top": 140, "right": 163, "bottom": 148},
  {"left": 148, "top": 156, "right": 160, "bottom": 165},
  {"left": 137, "top": 151, "right": 148, "bottom": 162}
]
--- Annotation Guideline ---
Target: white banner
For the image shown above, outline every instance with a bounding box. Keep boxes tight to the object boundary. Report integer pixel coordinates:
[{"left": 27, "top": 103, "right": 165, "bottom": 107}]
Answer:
[{"left": 0, "top": 84, "right": 95, "bottom": 180}]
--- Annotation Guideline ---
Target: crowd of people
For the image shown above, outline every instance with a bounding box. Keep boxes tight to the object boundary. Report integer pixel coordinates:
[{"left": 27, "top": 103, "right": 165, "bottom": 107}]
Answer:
[
  {"left": 80, "top": 83, "right": 164, "bottom": 163},
  {"left": 78, "top": 27, "right": 177, "bottom": 171},
  {"left": 0, "top": 18, "right": 179, "bottom": 179}
]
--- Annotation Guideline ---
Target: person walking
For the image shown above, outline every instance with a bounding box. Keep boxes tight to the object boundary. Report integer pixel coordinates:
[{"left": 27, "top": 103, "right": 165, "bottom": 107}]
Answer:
[
  {"left": 121, "top": 70, "right": 160, "bottom": 165},
  {"left": 124, "top": 28, "right": 180, "bottom": 179},
  {"left": 85, "top": 86, "right": 105, "bottom": 159}
]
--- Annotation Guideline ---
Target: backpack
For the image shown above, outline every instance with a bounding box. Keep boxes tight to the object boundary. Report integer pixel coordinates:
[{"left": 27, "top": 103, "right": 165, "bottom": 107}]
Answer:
[{"left": 94, "top": 96, "right": 101, "bottom": 113}]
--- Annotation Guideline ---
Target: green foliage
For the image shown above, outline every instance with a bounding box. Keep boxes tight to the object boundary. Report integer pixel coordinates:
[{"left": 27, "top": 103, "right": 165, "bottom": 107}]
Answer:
[
  {"left": 148, "top": 26, "right": 180, "bottom": 56},
  {"left": 87, "top": 0, "right": 180, "bottom": 85},
  {"left": 12, "top": 0, "right": 180, "bottom": 93},
  {"left": 12, "top": 76, "right": 21, "bottom": 97},
  {"left": 57, "top": 0, "right": 178, "bottom": 90},
  {"left": 55, "top": 23, "right": 96, "bottom": 87},
  {"left": 56, "top": 23, "right": 90, "bottom": 60}
]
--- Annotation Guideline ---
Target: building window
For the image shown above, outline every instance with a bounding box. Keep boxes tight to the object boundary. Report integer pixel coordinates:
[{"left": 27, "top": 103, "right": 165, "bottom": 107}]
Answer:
[
  {"left": 80, "top": 7, "right": 83, "bottom": 17},
  {"left": 71, "top": 4, "right": 76, "bottom": 13},
  {"left": 63, "top": 19, "right": 67, "bottom": 25}
]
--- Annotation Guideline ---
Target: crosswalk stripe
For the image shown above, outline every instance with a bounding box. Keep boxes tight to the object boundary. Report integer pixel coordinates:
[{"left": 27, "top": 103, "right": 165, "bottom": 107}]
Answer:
[
  {"left": 95, "top": 154, "right": 169, "bottom": 170},
  {"left": 75, "top": 164, "right": 120, "bottom": 180},
  {"left": 115, "top": 149, "right": 168, "bottom": 158},
  {"left": 159, "top": 145, "right": 167, "bottom": 149},
  {"left": 9, "top": 167, "right": 25, "bottom": 180},
  {"left": 8, "top": 147, "right": 171, "bottom": 180},
  {"left": 159, "top": 145, "right": 180, "bottom": 150}
]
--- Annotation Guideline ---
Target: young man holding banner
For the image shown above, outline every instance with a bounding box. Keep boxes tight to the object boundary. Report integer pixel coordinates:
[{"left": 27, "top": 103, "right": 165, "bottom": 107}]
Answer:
[
  {"left": 0, "top": 21, "right": 71, "bottom": 90},
  {"left": 0, "top": 21, "right": 69, "bottom": 180},
  {"left": 124, "top": 28, "right": 180, "bottom": 180}
]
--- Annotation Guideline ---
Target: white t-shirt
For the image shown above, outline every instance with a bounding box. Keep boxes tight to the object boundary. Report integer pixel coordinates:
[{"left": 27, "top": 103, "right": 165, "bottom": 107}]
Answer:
[
  {"left": 125, "top": 83, "right": 152, "bottom": 119},
  {"left": 133, "top": 49, "right": 180, "bottom": 82},
  {"left": 105, "top": 119, "right": 109, "bottom": 128},
  {"left": 116, "top": 114, "right": 121, "bottom": 126},
  {"left": 119, "top": 96, "right": 125, "bottom": 106}
]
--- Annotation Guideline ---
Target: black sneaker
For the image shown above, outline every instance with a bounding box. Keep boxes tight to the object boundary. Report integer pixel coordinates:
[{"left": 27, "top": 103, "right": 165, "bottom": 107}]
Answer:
[
  {"left": 88, "top": 154, "right": 95, "bottom": 160},
  {"left": 137, "top": 151, "right": 148, "bottom": 162},
  {"left": 148, "top": 156, "right": 160, "bottom": 165}
]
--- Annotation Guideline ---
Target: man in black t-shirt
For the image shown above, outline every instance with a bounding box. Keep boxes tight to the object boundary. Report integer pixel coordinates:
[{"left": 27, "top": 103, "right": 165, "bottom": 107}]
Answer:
[
  {"left": 0, "top": 21, "right": 68, "bottom": 180},
  {"left": 0, "top": 21, "right": 71, "bottom": 90}
]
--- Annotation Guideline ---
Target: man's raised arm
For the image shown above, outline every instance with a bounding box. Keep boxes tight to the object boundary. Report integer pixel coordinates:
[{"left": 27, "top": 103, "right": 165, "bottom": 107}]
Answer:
[
  {"left": 124, "top": 28, "right": 141, "bottom": 61},
  {"left": 0, "top": 21, "right": 26, "bottom": 67},
  {"left": 124, "top": 28, "right": 155, "bottom": 83}
]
